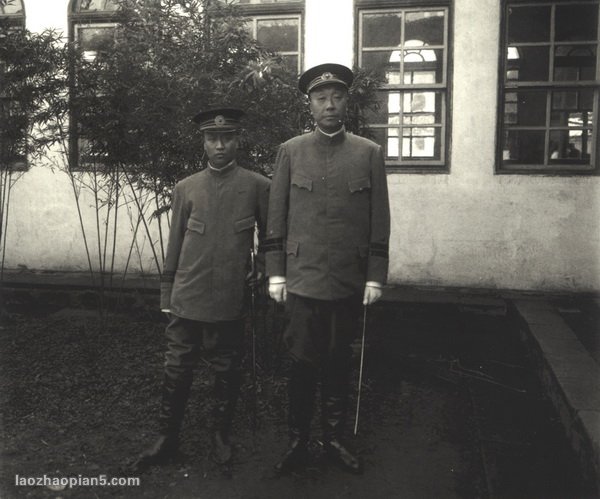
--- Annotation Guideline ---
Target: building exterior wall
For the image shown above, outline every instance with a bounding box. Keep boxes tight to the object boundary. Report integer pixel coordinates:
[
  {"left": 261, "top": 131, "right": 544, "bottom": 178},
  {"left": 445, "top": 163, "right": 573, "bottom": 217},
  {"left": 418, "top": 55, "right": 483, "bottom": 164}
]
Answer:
[{"left": 4, "top": 0, "right": 599, "bottom": 291}]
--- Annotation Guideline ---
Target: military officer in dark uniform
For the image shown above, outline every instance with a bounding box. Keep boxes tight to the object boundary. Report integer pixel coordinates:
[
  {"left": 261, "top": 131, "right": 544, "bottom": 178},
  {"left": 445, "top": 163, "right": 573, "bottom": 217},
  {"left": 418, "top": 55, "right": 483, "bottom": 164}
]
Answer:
[
  {"left": 135, "top": 107, "right": 270, "bottom": 469},
  {"left": 265, "top": 63, "right": 391, "bottom": 475}
]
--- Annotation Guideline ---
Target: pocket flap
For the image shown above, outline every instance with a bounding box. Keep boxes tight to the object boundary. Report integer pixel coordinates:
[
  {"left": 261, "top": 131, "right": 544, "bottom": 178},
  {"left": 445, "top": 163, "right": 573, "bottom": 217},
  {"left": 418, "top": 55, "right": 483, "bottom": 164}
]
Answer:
[
  {"left": 187, "top": 218, "right": 205, "bottom": 234},
  {"left": 234, "top": 215, "right": 256, "bottom": 233},
  {"left": 349, "top": 176, "right": 371, "bottom": 193},
  {"left": 291, "top": 173, "right": 313, "bottom": 191},
  {"left": 286, "top": 240, "right": 299, "bottom": 256},
  {"left": 358, "top": 245, "right": 369, "bottom": 257}
]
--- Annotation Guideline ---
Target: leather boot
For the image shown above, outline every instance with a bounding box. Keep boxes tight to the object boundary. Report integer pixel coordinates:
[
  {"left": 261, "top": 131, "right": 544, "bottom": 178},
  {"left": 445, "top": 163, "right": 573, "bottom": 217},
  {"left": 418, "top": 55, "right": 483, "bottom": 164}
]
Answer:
[
  {"left": 321, "top": 359, "right": 363, "bottom": 475},
  {"left": 134, "top": 370, "right": 192, "bottom": 470},
  {"left": 211, "top": 370, "right": 242, "bottom": 465},
  {"left": 274, "top": 362, "right": 316, "bottom": 474}
]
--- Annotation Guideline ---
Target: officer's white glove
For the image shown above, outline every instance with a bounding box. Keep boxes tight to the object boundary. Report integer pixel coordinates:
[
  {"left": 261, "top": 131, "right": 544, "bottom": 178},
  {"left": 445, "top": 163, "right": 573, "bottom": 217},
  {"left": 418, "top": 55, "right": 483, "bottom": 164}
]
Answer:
[
  {"left": 269, "top": 276, "right": 287, "bottom": 303},
  {"left": 363, "top": 282, "right": 383, "bottom": 306}
]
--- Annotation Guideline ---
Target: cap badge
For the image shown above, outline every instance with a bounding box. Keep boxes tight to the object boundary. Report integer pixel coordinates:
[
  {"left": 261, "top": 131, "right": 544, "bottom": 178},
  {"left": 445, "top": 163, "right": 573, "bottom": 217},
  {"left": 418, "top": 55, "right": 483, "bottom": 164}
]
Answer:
[
  {"left": 214, "top": 115, "right": 226, "bottom": 126},
  {"left": 322, "top": 72, "right": 333, "bottom": 80}
]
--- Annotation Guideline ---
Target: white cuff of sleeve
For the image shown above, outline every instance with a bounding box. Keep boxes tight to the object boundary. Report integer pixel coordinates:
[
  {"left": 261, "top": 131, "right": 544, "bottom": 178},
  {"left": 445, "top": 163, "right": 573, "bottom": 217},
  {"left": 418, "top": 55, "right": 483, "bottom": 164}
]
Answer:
[
  {"left": 365, "top": 281, "right": 382, "bottom": 288},
  {"left": 269, "top": 276, "right": 287, "bottom": 284}
]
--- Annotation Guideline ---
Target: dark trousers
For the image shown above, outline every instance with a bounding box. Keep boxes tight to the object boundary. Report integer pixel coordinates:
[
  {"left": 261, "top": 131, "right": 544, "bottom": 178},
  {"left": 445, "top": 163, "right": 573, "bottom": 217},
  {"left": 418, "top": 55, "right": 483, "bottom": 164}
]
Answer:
[
  {"left": 283, "top": 293, "right": 360, "bottom": 441},
  {"left": 158, "top": 315, "right": 244, "bottom": 436},
  {"left": 164, "top": 315, "right": 245, "bottom": 376}
]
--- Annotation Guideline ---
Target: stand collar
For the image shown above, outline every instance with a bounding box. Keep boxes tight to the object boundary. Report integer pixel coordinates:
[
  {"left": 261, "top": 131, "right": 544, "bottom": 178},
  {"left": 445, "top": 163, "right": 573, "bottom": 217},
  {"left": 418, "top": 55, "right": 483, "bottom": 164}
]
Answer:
[
  {"left": 315, "top": 126, "right": 346, "bottom": 145},
  {"left": 208, "top": 159, "right": 237, "bottom": 176}
]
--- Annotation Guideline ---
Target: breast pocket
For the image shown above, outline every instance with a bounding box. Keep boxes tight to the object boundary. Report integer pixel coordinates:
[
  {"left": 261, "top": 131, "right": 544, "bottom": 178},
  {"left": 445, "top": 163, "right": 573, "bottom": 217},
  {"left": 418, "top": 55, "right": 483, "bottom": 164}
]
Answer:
[
  {"left": 291, "top": 173, "right": 313, "bottom": 192},
  {"left": 348, "top": 176, "right": 371, "bottom": 193},
  {"left": 186, "top": 217, "right": 205, "bottom": 234}
]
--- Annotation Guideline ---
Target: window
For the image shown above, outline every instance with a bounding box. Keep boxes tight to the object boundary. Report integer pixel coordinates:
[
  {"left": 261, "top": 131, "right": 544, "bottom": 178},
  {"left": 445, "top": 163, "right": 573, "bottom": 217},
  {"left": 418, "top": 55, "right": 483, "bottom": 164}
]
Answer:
[
  {"left": 357, "top": 2, "right": 450, "bottom": 172},
  {"left": 69, "top": 0, "right": 120, "bottom": 168},
  {"left": 1, "top": 0, "right": 26, "bottom": 170},
  {"left": 217, "top": 0, "right": 303, "bottom": 73},
  {"left": 0, "top": 0, "right": 24, "bottom": 21},
  {"left": 498, "top": 1, "right": 600, "bottom": 174},
  {"left": 244, "top": 15, "right": 302, "bottom": 72}
]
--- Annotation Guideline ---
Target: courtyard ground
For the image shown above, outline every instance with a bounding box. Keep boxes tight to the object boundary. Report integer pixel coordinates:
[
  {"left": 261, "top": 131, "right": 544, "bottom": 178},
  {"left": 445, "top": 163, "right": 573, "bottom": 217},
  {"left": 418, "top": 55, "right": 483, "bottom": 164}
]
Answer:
[{"left": 0, "top": 289, "right": 595, "bottom": 498}]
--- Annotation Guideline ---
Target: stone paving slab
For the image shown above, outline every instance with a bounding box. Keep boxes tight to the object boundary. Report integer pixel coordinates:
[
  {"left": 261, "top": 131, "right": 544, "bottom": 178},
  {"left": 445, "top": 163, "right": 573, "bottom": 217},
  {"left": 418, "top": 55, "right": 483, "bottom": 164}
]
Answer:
[{"left": 513, "top": 299, "right": 600, "bottom": 494}]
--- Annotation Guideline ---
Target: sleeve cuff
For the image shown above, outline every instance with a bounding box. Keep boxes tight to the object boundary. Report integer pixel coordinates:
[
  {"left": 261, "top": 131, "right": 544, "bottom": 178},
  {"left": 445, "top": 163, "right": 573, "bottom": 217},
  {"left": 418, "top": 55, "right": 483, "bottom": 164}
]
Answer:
[
  {"left": 366, "top": 281, "right": 382, "bottom": 288},
  {"left": 269, "top": 276, "right": 287, "bottom": 284}
]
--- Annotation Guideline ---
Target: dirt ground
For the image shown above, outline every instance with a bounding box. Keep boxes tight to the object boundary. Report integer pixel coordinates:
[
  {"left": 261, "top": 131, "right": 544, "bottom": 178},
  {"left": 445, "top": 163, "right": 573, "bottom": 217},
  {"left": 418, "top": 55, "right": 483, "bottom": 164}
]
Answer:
[{"left": 0, "top": 294, "right": 593, "bottom": 498}]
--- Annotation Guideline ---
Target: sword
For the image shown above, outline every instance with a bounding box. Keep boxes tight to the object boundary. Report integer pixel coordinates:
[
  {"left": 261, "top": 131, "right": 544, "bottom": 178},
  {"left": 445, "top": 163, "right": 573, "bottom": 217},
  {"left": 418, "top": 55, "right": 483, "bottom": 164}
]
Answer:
[
  {"left": 249, "top": 248, "right": 258, "bottom": 433},
  {"left": 353, "top": 305, "right": 368, "bottom": 436}
]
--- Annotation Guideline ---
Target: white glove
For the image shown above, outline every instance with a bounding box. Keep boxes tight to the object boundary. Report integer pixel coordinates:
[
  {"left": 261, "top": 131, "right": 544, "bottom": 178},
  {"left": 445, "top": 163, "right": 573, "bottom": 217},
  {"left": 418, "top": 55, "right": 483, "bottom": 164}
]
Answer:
[
  {"left": 363, "top": 282, "right": 383, "bottom": 305},
  {"left": 269, "top": 276, "right": 287, "bottom": 303}
]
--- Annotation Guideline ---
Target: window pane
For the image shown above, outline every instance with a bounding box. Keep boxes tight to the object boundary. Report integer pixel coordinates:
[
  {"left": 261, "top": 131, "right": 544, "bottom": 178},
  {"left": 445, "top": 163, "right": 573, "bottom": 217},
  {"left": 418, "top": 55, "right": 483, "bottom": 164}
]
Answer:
[
  {"left": 364, "top": 91, "right": 399, "bottom": 123},
  {"left": 549, "top": 130, "right": 592, "bottom": 162},
  {"left": 370, "top": 128, "right": 400, "bottom": 160},
  {"left": 256, "top": 18, "right": 299, "bottom": 52},
  {"left": 405, "top": 11, "right": 444, "bottom": 46},
  {"left": 77, "top": 26, "right": 115, "bottom": 60},
  {"left": 551, "top": 89, "right": 594, "bottom": 135},
  {"left": 0, "top": 98, "right": 26, "bottom": 169},
  {"left": 403, "top": 91, "right": 442, "bottom": 123},
  {"left": 280, "top": 54, "right": 298, "bottom": 73},
  {"left": 503, "top": 130, "right": 546, "bottom": 164},
  {"left": 403, "top": 48, "right": 444, "bottom": 83},
  {"left": 506, "top": 91, "right": 547, "bottom": 126},
  {"left": 75, "top": 0, "right": 119, "bottom": 12},
  {"left": 555, "top": 3, "right": 598, "bottom": 42},
  {"left": 508, "top": 5, "right": 551, "bottom": 43},
  {"left": 0, "top": 0, "right": 24, "bottom": 14},
  {"left": 554, "top": 45, "right": 597, "bottom": 81},
  {"left": 402, "top": 128, "right": 441, "bottom": 159},
  {"left": 362, "top": 50, "right": 401, "bottom": 84},
  {"left": 362, "top": 13, "right": 402, "bottom": 48},
  {"left": 506, "top": 46, "right": 549, "bottom": 81}
]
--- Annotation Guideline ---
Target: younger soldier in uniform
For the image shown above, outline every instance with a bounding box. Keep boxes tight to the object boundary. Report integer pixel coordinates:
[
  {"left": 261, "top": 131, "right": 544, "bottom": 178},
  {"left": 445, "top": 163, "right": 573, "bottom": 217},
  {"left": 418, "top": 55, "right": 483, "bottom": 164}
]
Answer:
[
  {"left": 266, "top": 64, "right": 390, "bottom": 475},
  {"left": 135, "top": 107, "right": 270, "bottom": 469}
]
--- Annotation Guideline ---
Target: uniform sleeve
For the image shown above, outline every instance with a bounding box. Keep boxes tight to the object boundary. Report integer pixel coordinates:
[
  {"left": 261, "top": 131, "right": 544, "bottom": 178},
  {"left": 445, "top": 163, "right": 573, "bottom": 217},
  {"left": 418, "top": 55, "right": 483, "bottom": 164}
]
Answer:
[
  {"left": 265, "top": 144, "right": 290, "bottom": 278},
  {"left": 255, "top": 174, "right": 271, "bottom": 273},
  {"left": 160, "top": 183, "right": 188, "bottom": 309},
  {"left": 368, "top": 145, "right": 391, "bottom": 284}
]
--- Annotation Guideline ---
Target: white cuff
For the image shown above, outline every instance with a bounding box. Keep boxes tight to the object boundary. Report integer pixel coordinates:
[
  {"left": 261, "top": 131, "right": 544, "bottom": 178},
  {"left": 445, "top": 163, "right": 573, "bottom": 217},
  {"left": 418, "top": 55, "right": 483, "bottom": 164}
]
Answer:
[
  {"left": 269, "top": 276, "right": 287, "bottom": 284},
  {"left": 365, "top": 281, "right": 382, "bottom": 288}
]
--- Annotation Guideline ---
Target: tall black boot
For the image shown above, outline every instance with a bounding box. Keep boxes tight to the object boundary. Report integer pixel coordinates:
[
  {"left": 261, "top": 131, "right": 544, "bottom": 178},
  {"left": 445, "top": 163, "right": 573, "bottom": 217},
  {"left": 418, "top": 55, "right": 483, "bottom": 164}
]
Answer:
[
  {"left": 134, "top": 369, "right": 192, "bottom": 470},
  {"left": 274, "top": 361, "right": 317, "bottom": 474},
  {"left": 321, "top": 359, "right": 363, "bottom": 474},
  {"left": 211, "top": 370, "right": 242, "bottom": 465}
]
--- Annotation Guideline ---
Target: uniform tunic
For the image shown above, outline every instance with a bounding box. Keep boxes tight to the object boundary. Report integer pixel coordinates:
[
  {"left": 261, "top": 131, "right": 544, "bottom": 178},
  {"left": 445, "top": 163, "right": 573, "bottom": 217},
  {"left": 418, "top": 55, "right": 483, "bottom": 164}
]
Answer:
[
  {"left": 265, "top": 128, "right": 390, "bottom": 301},
  {"left": 160, "top": 162, "right": 270, "bottom": 322}
]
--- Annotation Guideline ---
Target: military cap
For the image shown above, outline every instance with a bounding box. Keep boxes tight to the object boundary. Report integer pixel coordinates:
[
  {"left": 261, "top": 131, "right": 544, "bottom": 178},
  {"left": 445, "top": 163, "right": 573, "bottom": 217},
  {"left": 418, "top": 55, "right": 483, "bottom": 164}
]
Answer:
[
  {"left": 298, "top": 63, "right": 354, "bottom": 94},
  {"left": 192, "top": 107, "right": 245, "bottom": 131}
]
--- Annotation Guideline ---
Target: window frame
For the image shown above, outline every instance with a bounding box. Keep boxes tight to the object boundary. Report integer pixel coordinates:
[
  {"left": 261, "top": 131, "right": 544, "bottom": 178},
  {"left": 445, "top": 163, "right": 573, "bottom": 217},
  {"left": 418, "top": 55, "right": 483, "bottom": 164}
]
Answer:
[
  {"left": 217, "top": 0, "right": 305, "bottom": 73},
  {"left": 496, "top": 0, "right": 600, "bottom": 175},
  {"left": 243, "top": 12, "right": 303, "bottom": 73},
  {"left": 356, "top": 0, "right": 452, "bottom": 174},
  {"left": 0, "top": 0, "right": 27, "bottom": 171},
  {"left": 68, "top": 0, "right": 121, "bottom": 170}
]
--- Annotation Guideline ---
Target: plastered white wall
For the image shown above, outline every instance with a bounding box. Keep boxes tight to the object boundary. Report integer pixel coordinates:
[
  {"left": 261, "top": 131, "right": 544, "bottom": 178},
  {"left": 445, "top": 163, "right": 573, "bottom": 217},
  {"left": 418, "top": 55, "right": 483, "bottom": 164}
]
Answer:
[{"left": 4, "top": 0, "right": 600, "bottom": 291}]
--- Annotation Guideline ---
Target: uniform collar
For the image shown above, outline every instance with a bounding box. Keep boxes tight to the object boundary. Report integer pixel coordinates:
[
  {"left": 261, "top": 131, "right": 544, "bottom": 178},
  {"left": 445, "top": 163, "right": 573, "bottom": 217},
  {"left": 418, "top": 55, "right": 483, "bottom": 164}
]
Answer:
[
  {"left": 208, "top": 159, "right": 237, "bottom": 176},
  {"left": 315, "top": 126, "right": 346, "bottom": 145}
]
